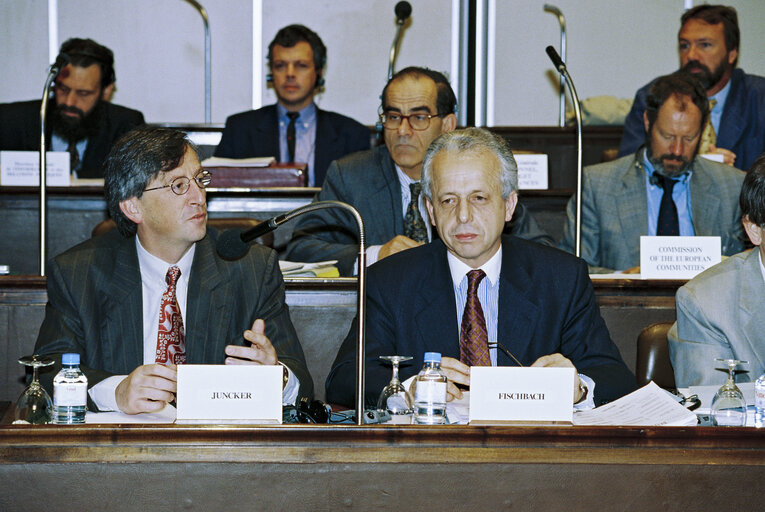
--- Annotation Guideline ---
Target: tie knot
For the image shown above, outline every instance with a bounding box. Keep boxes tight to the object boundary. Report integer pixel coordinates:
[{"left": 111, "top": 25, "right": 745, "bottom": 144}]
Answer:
[
  {"left": 409, "top": 181, "right": 422, "bottom": 199},
  {"left": 709, "top": 98, "right": 717, "bottom": 110},
  {"left": 287, "top": 112, "right": 300, "bottom": 122},
  {"left": 466, "top": 269, "right": 486, "bottom": 291},
  {"left": 653, "top": 172, "right": 677, "bottom": 193},
  {"left": 165, "top": 266, "right": 181, "bottom": 287}
]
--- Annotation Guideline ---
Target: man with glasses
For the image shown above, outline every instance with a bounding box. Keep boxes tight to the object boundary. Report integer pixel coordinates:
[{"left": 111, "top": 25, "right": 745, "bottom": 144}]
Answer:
[
  {"left": 285, "top": 67, "right": 552, "bottom": 276},
  {"left": 35, "top": 127, "right": 312, "bottom": 413}
]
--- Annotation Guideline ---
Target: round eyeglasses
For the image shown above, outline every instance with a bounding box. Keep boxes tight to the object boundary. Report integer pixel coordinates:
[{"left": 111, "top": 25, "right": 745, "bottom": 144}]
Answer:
[
  {"left": 143, "top": 170, "right": 212, "bottom": 196},
  {"left": 380, "top": 111, "right": 444, "bottom": 131}
]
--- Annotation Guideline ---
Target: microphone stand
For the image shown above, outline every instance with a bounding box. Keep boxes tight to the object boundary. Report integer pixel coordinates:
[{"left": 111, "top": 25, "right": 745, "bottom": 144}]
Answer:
[
  {"left": 182, "top": 0, "right": 212, "bottom": 124},
  {"left": 543, "top": 4, "right": 567, "bottom": 127},
  {"left": 546, "top": 46, "right": 583, "bottom": 258}
]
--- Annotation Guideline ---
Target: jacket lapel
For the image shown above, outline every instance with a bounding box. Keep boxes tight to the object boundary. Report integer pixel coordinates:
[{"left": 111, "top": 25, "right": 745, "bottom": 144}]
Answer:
[
  {"left": 365, "top": 147, "right": 405, "bottom": 241},
  {"left": 414, "top": 242, "right": 460, "bottom": 358},
  {"left": 717, "top": 70, "right": 746, "bottom": 152},
  {"left": 314, "top": 108, "right": 339, "bottom": 185},
  {"left": 617, "top": 155, "right": 649, "bottom": 255},
  {"left": 690, "top": 158, "right": 723, "bottom": 236},
  {"left": 256, "top": 105, "right": 280, "bottom": 161}
]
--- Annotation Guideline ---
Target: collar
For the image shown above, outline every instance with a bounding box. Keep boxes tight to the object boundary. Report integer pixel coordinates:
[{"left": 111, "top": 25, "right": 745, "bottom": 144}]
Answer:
[
  {"left": 758, "top": 247, "right": 765, "bottom": 284},
  {"left": 135, "top": 236, "right": 196, "bottom": 283},
  {"left": 277, "top": 102, "right": 317, "bottom": 126},
  {"left": 447, "top": 245, "right": 502, "bottom": 288},
  {"left": 709, "top": 77, "right": 732, "bottom": 110},
  {"left": 395, "top": 163, "right": 416, "bottom": 187}
]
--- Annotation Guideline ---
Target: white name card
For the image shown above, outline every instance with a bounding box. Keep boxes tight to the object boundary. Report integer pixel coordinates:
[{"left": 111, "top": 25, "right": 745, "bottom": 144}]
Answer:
[
  {"left": 176, "top": 365, "right": 282, "bottom": 424},
  {"left": 640, "top": 236, "right": 721, "bottom": 279},
  {"left": 0, "top": 151, "right": 70, "bottom": 186},
  {"left": 469, "top": 367, "right": 574, "bottom": 425},
  {"left": 700, "top": 153, "right": 725, "bottom": 163},
  {"left": 515, "top": 154, "right": 549, "bottom": 190}
]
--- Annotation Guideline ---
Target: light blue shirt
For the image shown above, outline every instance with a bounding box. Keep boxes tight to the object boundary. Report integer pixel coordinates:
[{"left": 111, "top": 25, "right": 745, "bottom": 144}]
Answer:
[
  {"left": 51, "top": 133, "right": 87, "bottom": 177},
  {"left": 277, "top": 102, "right": 317, "bottom": 185},
  {"left": 642, "top": 151, "right": 695, "bottom": 236},
  {"left": 708, "top": 78, "right": 731, "bottom": 134}
]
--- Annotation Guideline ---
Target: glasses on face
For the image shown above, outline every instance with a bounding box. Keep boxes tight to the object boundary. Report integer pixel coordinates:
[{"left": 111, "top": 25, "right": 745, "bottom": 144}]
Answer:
[
  {"left": 143, "top": 170, "right": 212, "bottom": 196},
  {"left": 380, "top": 111, "right": 443, "bottom": 131}
]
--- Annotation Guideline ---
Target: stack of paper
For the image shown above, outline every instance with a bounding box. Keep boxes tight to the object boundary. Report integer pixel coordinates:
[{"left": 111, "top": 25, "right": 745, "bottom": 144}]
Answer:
[
  {"left": 279, "top": 260, "right": 340, "bottom": 278},
  {"left": 201, "top": 156, "right": 275, "bottom": 168}
]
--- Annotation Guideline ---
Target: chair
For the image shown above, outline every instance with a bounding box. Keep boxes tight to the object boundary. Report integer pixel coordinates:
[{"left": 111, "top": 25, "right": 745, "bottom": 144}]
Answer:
[
  {"left": 635, "top": 321, "right": 676, "bottom": 390},
  {"left": 91, "top": 217, "right": 274, "bottom": 248}
]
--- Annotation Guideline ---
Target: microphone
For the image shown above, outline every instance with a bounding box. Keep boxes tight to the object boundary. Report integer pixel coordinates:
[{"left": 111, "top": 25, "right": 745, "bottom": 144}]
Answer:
[
  {"left": 217, "top": 214, "right": 287, "bottom": 260},
  {"left": 395, "top": 1, "right": 412, "bottom": 23},
  {"left": 545, "top": 45, "right": 565, "bottom": 73},
  {"left": 388, "top": 1, "right": 412, "bottom": 79}
]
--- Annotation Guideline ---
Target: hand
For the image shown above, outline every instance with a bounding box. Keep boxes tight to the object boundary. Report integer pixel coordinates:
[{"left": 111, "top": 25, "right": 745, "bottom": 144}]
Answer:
[
  {"left": 622, "top": 266, "right": 640, "bottom": 274},
  {"left": 115, "top": 363, "right": 177, "bottom": 414},
  {"left": 531, "top": 353, "right": 583, "bottom": 403},
  {"left": 225, "top": 318, "right": 278, "bottom": 366},
  {"left": 706, "top": 144, "right": 736, "bottom": 167},
  {"left": 440, "top": 356, "right": 470, "bottom": 402},
  {"left": 378, "top": 235, "right": 423, "bottom": 260}
]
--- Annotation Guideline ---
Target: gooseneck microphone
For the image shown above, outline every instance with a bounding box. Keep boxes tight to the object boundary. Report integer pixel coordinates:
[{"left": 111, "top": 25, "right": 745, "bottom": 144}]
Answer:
[
  {"left": 546, "top": 45, "right": 584, "bottom": 259},
  {"left": 388, "top": 1, "right": 412, "bottom": 79}
]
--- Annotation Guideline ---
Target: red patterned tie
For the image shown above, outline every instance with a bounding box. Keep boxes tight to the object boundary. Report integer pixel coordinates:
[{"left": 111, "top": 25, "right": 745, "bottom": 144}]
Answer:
[
  {"left": 460, "top": 269, "right": 491, "bottom": 366},
  {"left": 156, "top": 266, "right": 186, "bottom": 365}
]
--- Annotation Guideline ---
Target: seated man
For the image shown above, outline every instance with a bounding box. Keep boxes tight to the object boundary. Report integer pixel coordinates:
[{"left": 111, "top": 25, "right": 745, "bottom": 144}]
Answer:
[
  {"left": 669, "top": 152, "right": 765, "bottom": 387},
  {"left": 35, "top": 127, "right": 312, "bottom": 413},
  {"left": 285, "top": 66, "right": 553, "bottom": 276},
  {"left": 0, "top": 38, "right": 145, "bottom": 178},
  {"left": 215, "top": 24, "right": 370, "bottom": 186},
  {"left": 326, "top": 128, "right": 636, "bottom": 408},
  {"left": 560, "top": 72, "right": 745, "bottom": 273},
  {"left": 618, "top": 5, "right": 765, "bottom": 170}
]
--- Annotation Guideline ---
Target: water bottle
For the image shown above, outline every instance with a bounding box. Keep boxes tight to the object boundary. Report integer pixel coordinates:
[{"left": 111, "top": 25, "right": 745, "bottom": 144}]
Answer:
[
  {"left": 413, "top": 352, "right": 448, "bottom": 425},
  {"left": 755, "top": 373, "right": 765, "bottom": 428},
  {"left": 53, "top": 353, "right": 88, "bottom": 424}
]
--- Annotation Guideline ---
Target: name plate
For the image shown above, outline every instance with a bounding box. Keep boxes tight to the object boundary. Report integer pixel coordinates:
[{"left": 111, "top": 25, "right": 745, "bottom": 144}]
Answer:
[
  {"left": 176, "top": 365, "right": 282, "bottom": 424},
  {"left": 469, "top": 367, "right": 574, "bottom": 425},
  {"left": 0, "top": 150, "right": 70, "bottom": 186},
  {"left": 515, "top": 154, "right": 548, "bottom": 190},
  {"left": 640, "top": 236, "right": 721, "bottom": 279}
]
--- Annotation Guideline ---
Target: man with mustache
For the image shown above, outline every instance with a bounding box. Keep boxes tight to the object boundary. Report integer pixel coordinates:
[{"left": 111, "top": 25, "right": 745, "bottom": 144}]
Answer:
[
  {"left": 618, "top": 4, "right": 765, "bottom": 171},
  {"left": 0, "top": 38, "right": 145, "bottom": 178},
  {"left": 560, "top": 72, "right": 745, "bottom": 273}
]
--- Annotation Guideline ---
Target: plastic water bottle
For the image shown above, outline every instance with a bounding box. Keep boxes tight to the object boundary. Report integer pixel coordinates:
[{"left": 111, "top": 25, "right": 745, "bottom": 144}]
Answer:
[
  {"left": 53, "top": 353, "right": 88, "bottom": 424},
  {"left": 755, "top": 373, "right": 765, "bottom": 428},
  {"left": 413, "top": 352, "right": 448, "bottom": 425}
]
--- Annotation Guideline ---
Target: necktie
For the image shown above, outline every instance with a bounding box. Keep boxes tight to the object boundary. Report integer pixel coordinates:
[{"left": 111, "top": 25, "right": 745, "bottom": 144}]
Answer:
[
  {"left": 699, "top": 99, "right": 717, "bottom": 154},
  {"left": 654, "top": 172, "right": 679, "bottom": 236},
  {"left": 67, "top": 139, "right": 80, "bottom": 174},
  {"left": 286, "top": 112, "right": 300, "bottom": 162},
  {"left": 403, "top": 182, "right": 428, "bottom": 243},
  {"left": 156, "top": 266, "right": 186, "bottom": 365},
  {"left": 460, "top": 269, "right": 491, "bottom": 367}
]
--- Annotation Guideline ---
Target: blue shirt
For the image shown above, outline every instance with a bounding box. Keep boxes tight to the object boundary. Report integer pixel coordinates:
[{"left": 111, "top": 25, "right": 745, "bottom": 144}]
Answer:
[
  {"left": 277, "top": 103, "right": 317, "bottom": 185},
  {"left": 709, "top": 78, "right": 731, "bottom": 134},
  {"left": 642, "top": 151, "right": 695, "bottom": 236},
  {"left": 51, "top": 133, "right": 87, "bottom": 177}
]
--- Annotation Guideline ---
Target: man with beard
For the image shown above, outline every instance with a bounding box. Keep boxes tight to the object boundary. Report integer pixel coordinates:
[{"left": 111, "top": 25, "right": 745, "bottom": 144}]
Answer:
[
  {"left": 0, "top": 38, "right": 145, "bottom": 179},
  {"left": 618, "top": 5, "right": 765, "bottom": 171},
  {"left": 559, "top": 72, "right": 745, "bottom": 273}
]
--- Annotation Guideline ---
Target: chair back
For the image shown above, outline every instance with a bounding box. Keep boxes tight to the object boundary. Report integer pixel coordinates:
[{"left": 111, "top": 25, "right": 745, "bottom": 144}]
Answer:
[{"left": 636, "top": 321, "right": 676, "bottom": 390}]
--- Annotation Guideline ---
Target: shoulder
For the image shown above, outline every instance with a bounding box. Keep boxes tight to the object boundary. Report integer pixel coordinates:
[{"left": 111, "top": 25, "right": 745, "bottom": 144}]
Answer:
[
  {"left": 224, "top": 105, "right": 276, "bottom": 125},
  {"left": 52, "top": 229, "right": 126, "bottom": 273},
  {"left": 585, "top": 154, "right": 638, "bottom": 181},
  {"left": 101, "top": 102, "right": 145, "bottom": 124},
  {"left": 318, "top": 108, "right": 368, "bottom": 132},
  {"left": 694, "top": 158, "right": 746, "bottom": 183},
  {"left": 504, "top": 235, "right": 586, "bottom": 274},
  {"left": 679, "top": 250, "right": 749, "bottom": 300},
  {"left": 0, "top": 100, "right": 41, "bottom": 121},
  {"left": 734, "top": 69, "right": 765, "bottom": 93},
  {"left": 329, "top": 145, "right": 388, "bottom": 176}
]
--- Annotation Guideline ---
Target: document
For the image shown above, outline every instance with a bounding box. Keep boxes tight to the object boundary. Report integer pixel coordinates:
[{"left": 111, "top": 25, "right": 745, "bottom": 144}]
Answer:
[
  {"left": 85, "top": 404, "right": 176, "bottom": 424},
  {"left": 201, "top": 156, "right": 275, "bottom": 167},
  {"left": 280, "top": 260, "right": 340, "bottom": 278}
]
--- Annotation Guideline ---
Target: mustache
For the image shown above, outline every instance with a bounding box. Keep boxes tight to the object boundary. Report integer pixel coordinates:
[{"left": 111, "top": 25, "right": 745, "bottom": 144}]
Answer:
[
  {"left": 682, "top": 60, "right": 711, "bottom": 75},
  {"left": 658, "top": 153, "right": 689, "bottom": 164},
  {"left": 56, "top": 104, "right": 86, "bottom": 118}
]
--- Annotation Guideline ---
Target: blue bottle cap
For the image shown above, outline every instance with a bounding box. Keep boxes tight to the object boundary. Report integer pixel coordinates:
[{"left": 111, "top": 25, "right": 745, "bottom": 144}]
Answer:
[
  {"left": 62, "top": 353, "right": 80, "bottom": 365},
  {"left": 423, "top": 352, "right": 441, "bottom": 363}
]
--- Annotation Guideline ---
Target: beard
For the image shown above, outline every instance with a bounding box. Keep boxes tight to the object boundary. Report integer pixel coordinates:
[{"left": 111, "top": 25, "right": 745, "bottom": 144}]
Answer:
[
  {"left": 681, "top": 59, "right": 727, "bottom": 91},
  {"left": 50, "top": 99, "right": 104, "bottom": 142},
  {"left": 646, "top": 141, "right": 695, "bottom": 178}
]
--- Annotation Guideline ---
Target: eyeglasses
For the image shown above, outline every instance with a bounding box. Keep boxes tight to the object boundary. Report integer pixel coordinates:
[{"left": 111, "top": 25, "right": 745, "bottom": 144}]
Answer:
[
  {"left": 143, "top": 170, "right": 212, "bottom": 196},
  {"left": 380, "top": 111, "right": 444, "bottom": 131}
]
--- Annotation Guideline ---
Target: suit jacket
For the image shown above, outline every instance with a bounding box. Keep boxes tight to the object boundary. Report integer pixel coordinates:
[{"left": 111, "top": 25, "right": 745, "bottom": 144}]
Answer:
[
  {"left": 35, "top": 228, "right": 313, "bottom": 409},
  {"left": 284, "top": 145, "right": 555, "bottom": 276},
  {"left": 618, "top": 69, "right": 765, "bottom": 171},
  {"left": 0, "top": 99, "right": 145, "bottom": 178},
  {"left": 214, "top": 103, "right": 371, "bottom": 186},
  {"left": 558, "top": 152, "right": 746, "bottom": 272},
  {"left": 325, "top": 236, "right": 637, "bottom": 407},
  {"left": 668, "top": 249, "right": 765, "bottom": 387}
]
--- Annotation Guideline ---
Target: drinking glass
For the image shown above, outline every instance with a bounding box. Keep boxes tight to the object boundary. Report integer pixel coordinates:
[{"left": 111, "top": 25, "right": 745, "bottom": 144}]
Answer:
[
  {"left": 377, "top": 356, "right": 414, "bottom": 415},
  {"left": 710, "top": 358, "right": 748, "bottom": 427},
  {"left": 14, "top": 355, "right": 55, "bottom": 424}
]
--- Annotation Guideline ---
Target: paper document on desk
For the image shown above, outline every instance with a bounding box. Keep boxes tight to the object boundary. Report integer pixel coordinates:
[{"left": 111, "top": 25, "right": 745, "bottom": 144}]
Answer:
[
  {"left": 280, "top": 260, "right": 339, "bottom": 278},
  {"left": 85, "top": 404, "right": 176, "bottom": 423},
  {"left": 572, "top": 381, "right": 697, "bottom": 426},
  {"left": 201, "top": 156, "right": 275, "bottom": 167}
]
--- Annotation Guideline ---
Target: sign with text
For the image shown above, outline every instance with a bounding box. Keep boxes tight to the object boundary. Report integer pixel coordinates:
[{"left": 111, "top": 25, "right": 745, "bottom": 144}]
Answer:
[
  {"left": 176, "top": 365, "right": 282, "bottom": 424},
  {"left": 469, "top": 366, "right": 574, "bottom": 425},
  {"left": 0, "top": 151, "right": 70, "bottom": 186},
  {"left": 640, "top": 236, "right": 721, "bottom": 279},
  {"left": 515, "top": 154, "right": 548, "bottom": 190}
]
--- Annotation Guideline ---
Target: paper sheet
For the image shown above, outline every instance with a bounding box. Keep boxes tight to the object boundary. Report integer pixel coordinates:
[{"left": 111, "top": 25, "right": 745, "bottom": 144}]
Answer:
[{"left": 85, "top": 404, "right": 176, "bottom": 424}]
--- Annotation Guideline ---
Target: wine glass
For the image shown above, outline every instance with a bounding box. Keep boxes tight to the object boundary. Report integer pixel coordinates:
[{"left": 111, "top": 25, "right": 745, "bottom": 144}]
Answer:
[
  {"left": 14, "top": 355, "right": 55, "bottom": 424},
  {"left": 710, "top": 358, "right": 748, "bottom": 427},
  {"left": 377, "top": 356, "right": 414, "bottom": 415}
]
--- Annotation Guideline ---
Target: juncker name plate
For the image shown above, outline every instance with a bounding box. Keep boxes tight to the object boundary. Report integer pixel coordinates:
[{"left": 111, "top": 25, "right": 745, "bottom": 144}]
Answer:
[
  {"left": 0, "top": 150, "right": 70, "bottom": 186},
  {"left": 469, "top": 367, "right": 574, "bottom": 425},
  {"left": 640, "top": 236, "right": 721, "bottom": 279},
  {"left": 176, "top": 365, "right": 282, "bottom": 424}
]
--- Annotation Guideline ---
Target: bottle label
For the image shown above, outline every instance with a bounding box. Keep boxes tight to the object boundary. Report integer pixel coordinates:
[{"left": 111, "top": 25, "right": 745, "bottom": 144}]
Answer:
[
  {"left": 54, "top": 383, "right": 87, "bottom": 407},
  {"left": 756, "top": 386, "right": 765, "bottom": 408},
  {"left": 414, "top": 381, "right": 447, "bottom": 403}
]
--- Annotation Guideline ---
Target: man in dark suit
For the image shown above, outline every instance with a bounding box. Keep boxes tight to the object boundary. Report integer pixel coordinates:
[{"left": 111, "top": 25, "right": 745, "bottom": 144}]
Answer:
[
  {"left": 35, "top": 127, "right": 312, "bottom": 413},
  {"left": 618, "top": 5, "right": 765, "bottom": 171},
  {"left": 285, "top": 67, "right": 553, "bottom": 276},
  {"left": 215, "top": 24, "right": 369, "bottom": 186},
  {"left": 326, "top": 128, "right": 635, "bottom": 408},
  {"left": 0, "top": 38, "right": 145, "bottom": 179}
]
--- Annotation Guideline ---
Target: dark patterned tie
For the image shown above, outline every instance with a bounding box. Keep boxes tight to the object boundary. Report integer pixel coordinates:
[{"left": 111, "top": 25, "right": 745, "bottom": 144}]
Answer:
[
  {"left": 156, "top": 266, "right": 186, "bottom": 365},
  {"left": 654, "top": 172, "right": 679, "bottom": 236},
  {"left": 286, "top": 112, "right": 300, "bottom": 162},
  {"left": 67, "top": 139, "right": 80, "bottom": 173},
  {"left": 403, "top": 182, "right": 428, "bottom": 242},
  {"left": 460, "top": 269, "right": 491, "bottom": 367}
]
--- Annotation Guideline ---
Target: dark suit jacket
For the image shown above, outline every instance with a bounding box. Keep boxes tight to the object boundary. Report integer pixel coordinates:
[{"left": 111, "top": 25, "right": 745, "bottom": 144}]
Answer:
[
  {"left": 618, "top": 69, "right": 765, "bottom": 171},
  {"left": 285, "top": 145, "right": 555, "bottom": 276},
  {"left": 214, "top": 103, "right": 371, "bottom": 186},
  {"left": 35, "top": 228, "right": 313, "bottom": 410},
  {"left": 0, "top": 99, "right": 145, "bottom": 178},
  {"left": 325, "top": 236, "right": 636, "bottom": 407}
]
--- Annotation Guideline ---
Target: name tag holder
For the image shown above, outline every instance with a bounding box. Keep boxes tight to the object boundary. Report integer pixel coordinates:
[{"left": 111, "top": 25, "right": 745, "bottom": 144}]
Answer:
[
  {"left": 0, "top": 150, "right": 70, "bottom": 186},
  {"left": 640, "top": 236, "right": 721, "bottom": 279}
]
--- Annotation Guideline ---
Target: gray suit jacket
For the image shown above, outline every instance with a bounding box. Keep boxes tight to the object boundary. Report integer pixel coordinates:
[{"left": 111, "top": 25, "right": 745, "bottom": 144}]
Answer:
[
  {"left": 35, "top": 228, "right": 313, "bottom": 409},
  {"left": 285, "top": 145, "right": 554, "bottom": 276},
  {"left": 668, "top": 249, "right": 765, "bottom": 387},
  {"left": 559, "top": 152, "right": 746, "bottom": 272}
]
